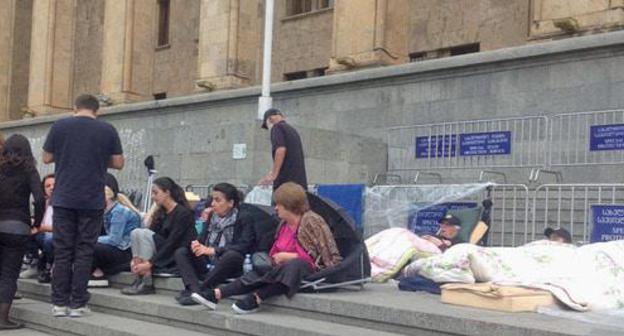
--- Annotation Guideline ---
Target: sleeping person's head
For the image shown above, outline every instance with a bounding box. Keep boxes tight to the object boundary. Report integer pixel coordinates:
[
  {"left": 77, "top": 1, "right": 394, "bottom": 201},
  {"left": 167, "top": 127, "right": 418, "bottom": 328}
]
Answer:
[
  {"left": 544, "top": 227, "right": 572, "bottom": 244},
  {"left": 438, "top": 214, "right": 461, "bottom": 240}
]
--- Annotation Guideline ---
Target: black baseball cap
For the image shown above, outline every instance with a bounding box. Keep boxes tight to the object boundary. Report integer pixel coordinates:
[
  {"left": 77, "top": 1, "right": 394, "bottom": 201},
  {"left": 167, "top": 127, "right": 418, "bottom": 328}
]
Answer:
[
  {"left": 439, "top": 214, "right": 461, "bottom": 227},
  {"left": 544, "top": 227, "right": 572, "bottom": 243},
  {"left": 261, "top": 108, "right": 282, "bottom": 129}
]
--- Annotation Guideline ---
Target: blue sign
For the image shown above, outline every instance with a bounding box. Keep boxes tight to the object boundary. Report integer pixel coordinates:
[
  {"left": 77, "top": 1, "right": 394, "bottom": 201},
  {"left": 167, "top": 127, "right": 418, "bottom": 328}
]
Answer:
[
  {"left": 415, "top": 135, "right": 457, "bottom": 158},
  {"left": 591, "top": 205, "right": 624, "bottom": 242},
  {"left": 408, "top": 202, "right": 478, "bottom": 236},
  {"left": 590, "top": 124, "right": 624, "bottom": 151},
  {"left": 460, "top": 131, "right": 512, "bottom": 156}
]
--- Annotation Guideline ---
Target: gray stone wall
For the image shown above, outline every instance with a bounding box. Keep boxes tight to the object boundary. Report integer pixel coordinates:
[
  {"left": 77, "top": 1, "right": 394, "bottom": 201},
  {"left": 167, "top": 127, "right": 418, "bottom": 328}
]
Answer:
[{"left": 3, "top": 30, "right": 624, "bottom": 189}]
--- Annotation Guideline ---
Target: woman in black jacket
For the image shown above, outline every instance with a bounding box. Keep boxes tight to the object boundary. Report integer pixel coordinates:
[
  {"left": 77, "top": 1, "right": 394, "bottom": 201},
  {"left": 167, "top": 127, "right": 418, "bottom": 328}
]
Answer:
[
  {"left": 0, "top": 134, "right": 45, "bottom": 329},
  {"left": 121, "top": 177, "right": 196, "bottom": 295},
  {"left": 173, "top": 183, "right": 252, "bottom": 305}
]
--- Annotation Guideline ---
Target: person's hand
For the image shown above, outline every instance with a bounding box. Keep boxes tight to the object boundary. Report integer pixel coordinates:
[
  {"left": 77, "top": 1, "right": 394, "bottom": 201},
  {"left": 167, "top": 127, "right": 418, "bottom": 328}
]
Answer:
[
  {"left": 200, "top": 208, "right": 213, "bottom": 222},
  {"left": 191, "top": 241, "right": 214, "bottom": 257},
  {"left": 30, "top": 226, "right": 40, "bottom": 235},
  {"left": 272, "top": 252, "right": 297, "bottom": 265},
  {"left": 133, "top": 261, "right": 152, "bottom": 274},
  {"left": 258, "top": 172, "right": 275, "bottom": 186}
]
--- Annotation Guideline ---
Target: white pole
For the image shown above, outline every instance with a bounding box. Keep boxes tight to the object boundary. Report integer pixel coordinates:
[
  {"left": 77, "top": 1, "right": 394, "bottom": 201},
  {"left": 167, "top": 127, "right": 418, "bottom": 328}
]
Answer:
[{"left": 258, "top": 0, "right": 274, "bottom": 120}]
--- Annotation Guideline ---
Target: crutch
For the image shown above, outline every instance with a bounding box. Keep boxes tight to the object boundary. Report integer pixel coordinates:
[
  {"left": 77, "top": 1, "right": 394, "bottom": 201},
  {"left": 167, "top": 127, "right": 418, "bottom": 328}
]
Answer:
[{"left": 142, "top": 155, "right": 157, "bottom": 213}]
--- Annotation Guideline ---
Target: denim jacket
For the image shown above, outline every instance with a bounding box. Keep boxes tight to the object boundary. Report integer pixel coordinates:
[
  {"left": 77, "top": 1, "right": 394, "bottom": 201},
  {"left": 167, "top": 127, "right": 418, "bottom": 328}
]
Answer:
[{"left": 98, "top": 202, "right": 141, "bottom": 250}]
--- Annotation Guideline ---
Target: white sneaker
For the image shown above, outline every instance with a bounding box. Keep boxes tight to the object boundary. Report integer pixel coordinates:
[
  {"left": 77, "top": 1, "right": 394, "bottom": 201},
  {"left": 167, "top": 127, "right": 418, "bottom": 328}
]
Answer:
[
  {"left": 69, "top": 306, "right": 91, "bottom": 318},
  {"left": 20, "top": 266, "right": 39, "bottom": 279},
  {"left": 52, "top": 305, "right": 69, "bottom": 317},
  {"left": 87, "top": 277, "right": 109, "bottom": 288}
]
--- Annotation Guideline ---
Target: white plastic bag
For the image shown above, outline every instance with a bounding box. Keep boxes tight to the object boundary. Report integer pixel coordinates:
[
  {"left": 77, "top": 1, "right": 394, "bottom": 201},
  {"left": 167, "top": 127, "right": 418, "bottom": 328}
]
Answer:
[{"left": 245, "top": 186, "right": 272, "bottom": 206}]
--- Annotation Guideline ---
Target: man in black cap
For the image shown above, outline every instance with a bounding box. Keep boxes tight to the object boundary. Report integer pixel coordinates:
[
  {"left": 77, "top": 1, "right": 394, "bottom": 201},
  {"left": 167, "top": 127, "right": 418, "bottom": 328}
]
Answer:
[
  {"left": 422, "top": 214, "right": 462, "bottom": 252},
  {"left": 544, "top": 227, "right": 572, "bottom": 244},
  {"left": 259, "top": 108, "right": 307, "bottom": 191}
]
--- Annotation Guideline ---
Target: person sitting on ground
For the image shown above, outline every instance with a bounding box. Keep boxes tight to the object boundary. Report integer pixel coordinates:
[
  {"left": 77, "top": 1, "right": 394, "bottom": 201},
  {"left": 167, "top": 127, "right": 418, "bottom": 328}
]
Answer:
[
  {"left": 0, "top": 134, "right": 46, "bottom": 330},
  {"left": 89, "top": 174, "right": 141, "bottom": 288},
  {"left": 190, "top": 182, "right": 342, "bottom": 314},
  {"left": 174, "top": 183, "right": 251, "bottom": 305},
  {"left": 121, "top": 177, "right": 196, "bottom": 295},
  {"left": 20, "top": 174, "right": 56, "bottom": 283},
  {"left": 421, "top": 214, "right": 462, "bottom": 252},
  {"left": 544, "top": 227, "right": 572, "bottom": 244}
]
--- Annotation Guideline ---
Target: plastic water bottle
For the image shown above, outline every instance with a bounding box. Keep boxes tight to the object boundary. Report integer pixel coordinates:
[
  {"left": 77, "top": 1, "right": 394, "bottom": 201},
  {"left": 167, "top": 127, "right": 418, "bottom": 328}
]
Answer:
[{"left": 243, "top": 254, "right": 253, "bottom": 274}]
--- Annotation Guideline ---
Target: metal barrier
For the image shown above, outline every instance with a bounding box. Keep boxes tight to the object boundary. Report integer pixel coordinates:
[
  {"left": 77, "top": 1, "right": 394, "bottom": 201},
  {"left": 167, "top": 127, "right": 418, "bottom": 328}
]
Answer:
[
  {"left": 486, "top": 184, "right": 531, "bottom": 247},
  {"left": 531, "top": 184, "right": 624, "bottom": 244},
  {"left": 549, "top": 109, "right": 624, "bottom": 167},
  {"left": 387, "top": 116, "right": 549, "bottom": 172}
]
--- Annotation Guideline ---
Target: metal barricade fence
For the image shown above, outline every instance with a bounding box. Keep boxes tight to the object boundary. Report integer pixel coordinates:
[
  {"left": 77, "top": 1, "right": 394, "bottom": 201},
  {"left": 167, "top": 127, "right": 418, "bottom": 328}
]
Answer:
[
  {"left": 549, "top": 109, "right": 624, "bottom": 167},
  {"left": 531, "top": 184, "right": 624, "bottom": 244},
  {"left": 486, "top": 184, "right": 531, "bottom": 247},
  {"left": 387, "top": 116, "right": 549, "bottom": 173}
]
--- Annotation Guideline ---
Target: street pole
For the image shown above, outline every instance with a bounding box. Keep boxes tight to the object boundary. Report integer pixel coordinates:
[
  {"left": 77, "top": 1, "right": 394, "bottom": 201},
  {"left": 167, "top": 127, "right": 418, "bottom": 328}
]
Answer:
[{"left": 258, "top": 0, "right": 275, "bottom": 120}]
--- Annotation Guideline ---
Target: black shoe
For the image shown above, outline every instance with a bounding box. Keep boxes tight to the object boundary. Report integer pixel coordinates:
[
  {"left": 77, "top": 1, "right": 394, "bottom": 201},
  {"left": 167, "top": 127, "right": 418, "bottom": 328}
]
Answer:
[
  {"left": 175, "top": 288, "right": 192, "bottom": 301},
  {"left": 121, "top": 279, "right": 155, "bottom": 295},
  {"left": 231, "top": 294, "right": 259, "bottom": 314},
  {"left": 190, "top": 290, "right": 218, "bottom": 310},
  {"left": 37, "top": 271, "right": 51, "bottom": 284},
  {"left": 176, "top": 295, "right": 199, "bottom": 306}
]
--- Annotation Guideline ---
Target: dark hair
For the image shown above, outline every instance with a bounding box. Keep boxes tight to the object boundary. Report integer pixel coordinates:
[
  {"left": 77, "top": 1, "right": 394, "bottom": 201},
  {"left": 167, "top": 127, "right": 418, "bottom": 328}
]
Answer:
[
  {"left": 41, "top": 173, "right": 55, "bottom": 189},
  {"left": 153, "top": 177, "right": 190, "bottom": 209},
  {"left": 74, "top": 94, "right": 99, "bottom": 113},
  {"left": 212, "top": 183, "right": 241, "bottom": 208},
  {"left": 0, "top": 134, "right": 36, "bottom": 173}
]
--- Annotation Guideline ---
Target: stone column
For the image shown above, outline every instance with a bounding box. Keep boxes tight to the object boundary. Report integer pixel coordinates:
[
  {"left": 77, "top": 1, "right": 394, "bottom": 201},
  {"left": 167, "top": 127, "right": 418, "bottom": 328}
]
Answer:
[
  {"left": 195, "top": 0, "right": 256, "bottom": 91},
  {"left": 27, "top": 0, "right": 76, "bottom": 116},
  {"left": 327, "top": 0, "right": 403, "bottom": 74},
  {"left": 0, "top": 0, "right": 18, "bottom": 121},
  {"left": 100, "top": 0, "right": 155, "bottom": 104}
]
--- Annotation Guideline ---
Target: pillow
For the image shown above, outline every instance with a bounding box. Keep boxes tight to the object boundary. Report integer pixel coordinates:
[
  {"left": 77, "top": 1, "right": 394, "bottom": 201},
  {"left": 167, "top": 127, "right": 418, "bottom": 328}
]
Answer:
[{"left": 447, "top": 207, "right": 482, "bottom": 243}]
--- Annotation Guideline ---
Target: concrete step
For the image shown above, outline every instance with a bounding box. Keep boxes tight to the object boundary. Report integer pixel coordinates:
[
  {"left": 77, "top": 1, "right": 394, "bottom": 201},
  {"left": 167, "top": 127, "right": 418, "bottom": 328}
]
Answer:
[
  {"left": 10, "top": 298, "right": 211, "bottom": 336},
  {"left": 17, "top": 280, "right": 404, "bottom": 336},
  {"left": 2, "top": 328, "right": 55, "bottom": 336},
  {"left": 18, "top": 277, "right": 623, "bottom": 336}
]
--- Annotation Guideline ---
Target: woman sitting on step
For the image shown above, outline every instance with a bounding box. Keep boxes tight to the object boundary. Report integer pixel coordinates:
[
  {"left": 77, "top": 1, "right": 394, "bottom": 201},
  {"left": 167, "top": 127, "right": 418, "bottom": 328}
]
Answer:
[
  {"left": 121, "top": 177, "right": 196, "bottom": 295},
  {"left": 174, "top": 182, "right": 252, "bottom": 305},
  {"left": 89, "top": 174, "right": 142, "bottom": 288},
  {"left": 191, "top": 182, "right": 342, "bottom": 314}
]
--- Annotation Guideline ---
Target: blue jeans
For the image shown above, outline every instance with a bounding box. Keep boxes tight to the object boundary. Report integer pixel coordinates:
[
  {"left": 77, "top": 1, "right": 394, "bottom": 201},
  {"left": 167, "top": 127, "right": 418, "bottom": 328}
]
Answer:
[{"left": 34, "top": 232, "right": 54, "bottom": 268}]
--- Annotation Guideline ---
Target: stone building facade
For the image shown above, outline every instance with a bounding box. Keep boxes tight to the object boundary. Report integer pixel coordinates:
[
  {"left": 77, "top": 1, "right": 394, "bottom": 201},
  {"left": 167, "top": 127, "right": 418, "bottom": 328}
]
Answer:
[{"left": 1, "top": 0, "right": 623, "bottom": 122}]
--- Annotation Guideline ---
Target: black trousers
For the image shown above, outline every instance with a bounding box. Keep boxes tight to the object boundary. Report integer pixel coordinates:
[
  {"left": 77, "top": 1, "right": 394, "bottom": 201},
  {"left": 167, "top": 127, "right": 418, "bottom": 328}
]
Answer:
[
  {"left": 0, "top": 233, "right": 29, "bottom": 303},
  {"left": 93, "top": 243, "right": 131, "bottom": 275},
  {"left": 174, "top": 247, "right": 244, "bottom": 293},
  {"left": 51, "top": 207, "right": 103, "bottom": 308}
]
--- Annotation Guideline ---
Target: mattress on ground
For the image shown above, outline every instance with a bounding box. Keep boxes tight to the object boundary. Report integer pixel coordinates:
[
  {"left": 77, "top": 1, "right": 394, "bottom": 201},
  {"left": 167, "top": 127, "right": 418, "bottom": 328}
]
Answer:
[{"left": 441, "top": 283, "right": 555, "bottom": 312}]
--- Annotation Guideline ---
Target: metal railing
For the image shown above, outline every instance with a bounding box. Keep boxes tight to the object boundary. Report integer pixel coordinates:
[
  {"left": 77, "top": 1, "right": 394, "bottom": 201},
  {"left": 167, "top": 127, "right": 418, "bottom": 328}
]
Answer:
[
  {"left": 549, "top": 109, "right": 624, "bottom": 167},
  {"left": 387, "top": 116, "right": 549, "bottom": 172}
]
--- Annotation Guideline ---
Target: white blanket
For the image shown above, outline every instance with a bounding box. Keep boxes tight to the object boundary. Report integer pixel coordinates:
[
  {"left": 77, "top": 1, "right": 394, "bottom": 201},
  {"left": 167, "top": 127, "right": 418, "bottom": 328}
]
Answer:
[{"left": 404, "top": 240, "right": 624, "bottom": 311}]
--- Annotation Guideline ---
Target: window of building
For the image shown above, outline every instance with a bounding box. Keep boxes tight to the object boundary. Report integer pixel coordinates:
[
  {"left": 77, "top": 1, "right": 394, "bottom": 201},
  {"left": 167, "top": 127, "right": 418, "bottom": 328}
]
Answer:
[
  {"left": 284, "top": 71, "right": 308, "bottom": 81},
  {"left": 157, "top": 0, "right": 170, "bottom": 47},
  {"left": 154, "top": 92, "right": 167, "bottom": 100},
  {"left": 449, "top": 43, "right": 480, "bottom": 56},
  {"left": 409, "top": 52, "right": 427, "bottom": 62},
  {"left": 286, "top": 0, "right": 333, "bottom": 17}
]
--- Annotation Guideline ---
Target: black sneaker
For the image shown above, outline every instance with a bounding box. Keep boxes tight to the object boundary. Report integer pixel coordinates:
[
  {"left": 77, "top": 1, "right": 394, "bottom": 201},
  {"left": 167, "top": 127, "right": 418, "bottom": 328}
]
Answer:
[
  {"left": 176, "top": 295, "right": 199, "bottom": 306},
  {"left": 175, "top": 289, "right": 191, "bottom": 301},
  {"left": 190, "top": 290, "right": 218, "bottom": 310},
  {"left": 231, "top": 294, "right": 259, "bottom": 314},
  {"left": 121, "top": 279, "right": 155, "bottom": 295},
  {"left": 37, "top": 271, "right": 51, "bottom": 284}
]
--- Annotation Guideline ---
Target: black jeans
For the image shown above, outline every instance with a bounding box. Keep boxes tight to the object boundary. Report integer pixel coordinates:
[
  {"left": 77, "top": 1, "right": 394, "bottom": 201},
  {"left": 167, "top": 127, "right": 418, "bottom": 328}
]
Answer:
[
  {"left": 51, "top": 207, "right": 103, "bottom": 308},
  {"left": 174, "top": 247, "right": 244, "bottom": 293},
  {"left": 93, "top": 243, "right": 131, "bottom": 275},
  {"left": 0, "top": 233, "right": 29, "bottom": 303}
]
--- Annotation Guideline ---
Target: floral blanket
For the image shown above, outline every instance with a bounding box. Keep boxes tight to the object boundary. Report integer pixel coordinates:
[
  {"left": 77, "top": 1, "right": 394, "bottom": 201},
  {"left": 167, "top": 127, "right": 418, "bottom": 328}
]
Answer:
[
  {"left": 365, "top": 228, "right": 441, "bottom": 282},
  {"left": 403, "top": 240, "right": 624, "bottom": 311}
]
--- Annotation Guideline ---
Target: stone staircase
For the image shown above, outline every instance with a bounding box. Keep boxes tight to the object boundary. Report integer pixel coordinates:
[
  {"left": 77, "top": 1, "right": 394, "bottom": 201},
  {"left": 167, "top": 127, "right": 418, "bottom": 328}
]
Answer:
[{"left": 11, "top": 275, "right": 621, "bottom": 336}]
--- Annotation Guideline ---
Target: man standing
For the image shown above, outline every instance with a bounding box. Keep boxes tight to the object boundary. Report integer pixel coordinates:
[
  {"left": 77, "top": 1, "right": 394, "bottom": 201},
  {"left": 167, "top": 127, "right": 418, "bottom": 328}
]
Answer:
[
  {"left": 259, "top": 108, "right": 307, "bottom": 191},
  {"left": 42, "top": 94, "right": 124, "bottom": 317}
]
